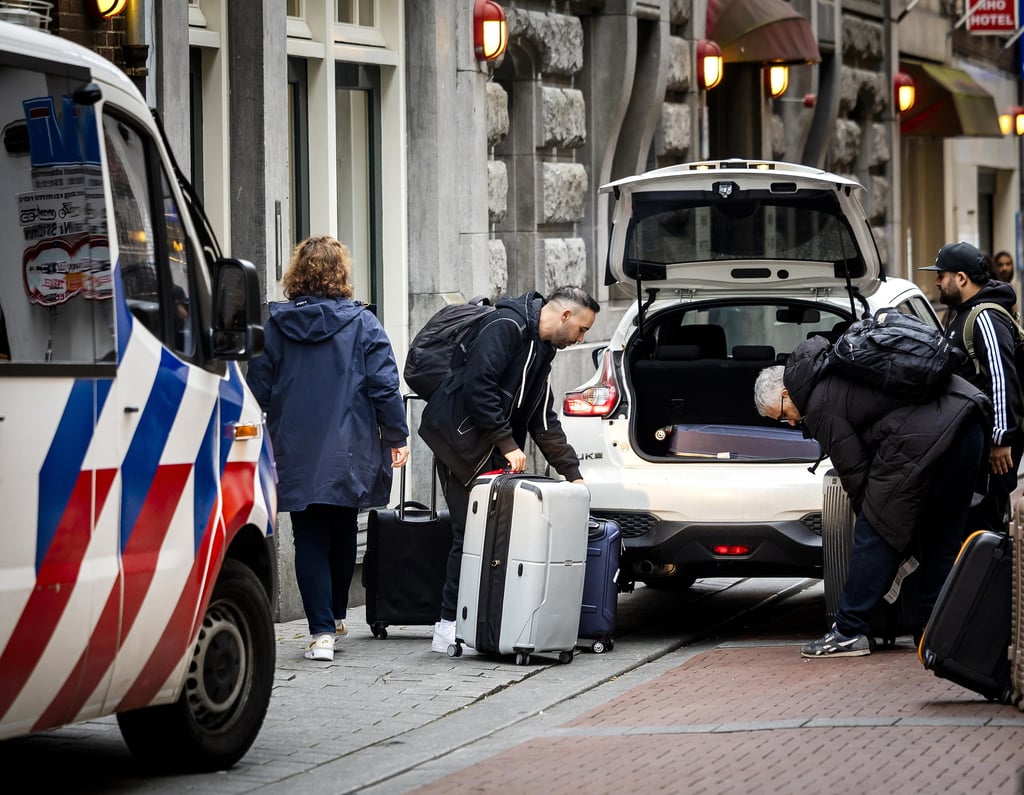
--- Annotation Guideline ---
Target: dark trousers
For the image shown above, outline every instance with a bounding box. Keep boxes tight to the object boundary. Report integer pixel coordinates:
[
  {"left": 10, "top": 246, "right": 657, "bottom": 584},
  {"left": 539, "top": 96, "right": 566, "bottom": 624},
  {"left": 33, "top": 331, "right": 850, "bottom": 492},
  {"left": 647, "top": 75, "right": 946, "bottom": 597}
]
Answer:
[
  {"left": 966, "top": 438, "right": 1023, "bottom": 535},
  {"left": 437, "top": 463, "right": 471, "bottom": 622},
  {"left": 835, "top": 418, "right": 985, "bottom": 637},
  {"left": 291, "top": 503, "right": 358, "bottom": 635}
]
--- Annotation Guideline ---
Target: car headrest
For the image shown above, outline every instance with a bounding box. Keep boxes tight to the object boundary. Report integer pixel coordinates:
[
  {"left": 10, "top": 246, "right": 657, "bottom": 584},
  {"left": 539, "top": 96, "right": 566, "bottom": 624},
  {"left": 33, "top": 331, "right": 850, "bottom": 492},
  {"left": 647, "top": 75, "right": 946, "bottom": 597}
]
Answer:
[
  {"left": 659, "top": 324, "right": 727, "bottom": 358},
  {"left": 654, "top": 344, "right": 703, "bottom": 361},
  {"left": 732, "top": 345, "right": 776, "bottom": 361}
]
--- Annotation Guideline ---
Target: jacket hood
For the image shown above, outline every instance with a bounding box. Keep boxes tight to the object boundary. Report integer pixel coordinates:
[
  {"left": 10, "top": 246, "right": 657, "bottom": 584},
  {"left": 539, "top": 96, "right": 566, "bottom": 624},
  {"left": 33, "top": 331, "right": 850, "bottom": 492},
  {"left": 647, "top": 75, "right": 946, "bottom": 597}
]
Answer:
[
  {"left": 960, "top": 280, "right": 1018, "bottom": 313},
  {"left": 495, "top": 291, "right": 544, "bottom": 335},
  {"left": 269, "top": 296, "right": 365, "bottom": 343},
  {"left": 784, "top": 335, "right": 831, "bottom": 414}
]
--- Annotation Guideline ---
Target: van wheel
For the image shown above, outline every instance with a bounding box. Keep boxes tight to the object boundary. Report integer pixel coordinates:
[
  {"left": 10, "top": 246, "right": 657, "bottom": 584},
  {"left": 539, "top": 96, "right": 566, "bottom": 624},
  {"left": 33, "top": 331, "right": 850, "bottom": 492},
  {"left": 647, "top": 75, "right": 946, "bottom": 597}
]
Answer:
[{"left": 116, "top": 558, "right": 274, "bottom": 772}]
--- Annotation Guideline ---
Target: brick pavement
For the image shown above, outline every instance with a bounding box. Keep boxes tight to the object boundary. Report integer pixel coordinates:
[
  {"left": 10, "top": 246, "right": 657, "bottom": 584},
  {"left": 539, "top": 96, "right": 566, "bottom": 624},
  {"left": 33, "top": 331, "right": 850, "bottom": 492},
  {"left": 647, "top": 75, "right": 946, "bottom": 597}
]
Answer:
[{"left": 407, "top": 643, "right": 1024, "bottom": 795}]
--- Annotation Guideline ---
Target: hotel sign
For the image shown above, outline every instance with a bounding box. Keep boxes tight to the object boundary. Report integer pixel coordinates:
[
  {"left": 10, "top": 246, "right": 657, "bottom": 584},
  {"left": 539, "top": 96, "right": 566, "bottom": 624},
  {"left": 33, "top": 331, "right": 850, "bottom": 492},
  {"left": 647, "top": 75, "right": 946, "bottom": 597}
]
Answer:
[{"left": 967, "top": 0, "right": 1018, "bottom": 34}]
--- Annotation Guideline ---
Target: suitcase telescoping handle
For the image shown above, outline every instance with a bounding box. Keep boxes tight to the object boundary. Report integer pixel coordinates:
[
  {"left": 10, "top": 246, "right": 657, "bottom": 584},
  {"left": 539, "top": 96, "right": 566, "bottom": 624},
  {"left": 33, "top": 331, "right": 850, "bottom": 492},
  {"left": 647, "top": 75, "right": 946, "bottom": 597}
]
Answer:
[{"left": 398, "top": 393, "right": 440, "bottom": 522}]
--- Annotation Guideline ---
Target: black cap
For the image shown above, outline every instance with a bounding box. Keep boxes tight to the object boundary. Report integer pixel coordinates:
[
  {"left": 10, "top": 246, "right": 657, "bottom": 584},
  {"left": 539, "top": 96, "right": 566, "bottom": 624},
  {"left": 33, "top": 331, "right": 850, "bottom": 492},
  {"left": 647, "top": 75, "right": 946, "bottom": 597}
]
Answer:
[{"left": 919, "top": 242, "right": 987, "bottom": 276}]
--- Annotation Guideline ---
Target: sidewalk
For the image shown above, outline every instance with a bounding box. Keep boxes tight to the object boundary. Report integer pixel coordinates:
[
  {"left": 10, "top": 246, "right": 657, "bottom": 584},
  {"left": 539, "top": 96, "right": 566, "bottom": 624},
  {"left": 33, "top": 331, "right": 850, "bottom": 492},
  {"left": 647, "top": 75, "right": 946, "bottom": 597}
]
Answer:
[{"left": 366, "top": 583, "right": 1024, "bottom": 795}]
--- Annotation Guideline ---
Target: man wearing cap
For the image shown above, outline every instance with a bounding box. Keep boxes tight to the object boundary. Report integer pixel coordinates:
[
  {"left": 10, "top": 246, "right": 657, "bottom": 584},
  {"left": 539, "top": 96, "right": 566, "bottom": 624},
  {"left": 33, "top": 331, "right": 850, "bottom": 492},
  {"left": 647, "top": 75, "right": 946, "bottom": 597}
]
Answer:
[{"left": 921, "top": 241, "right": 1023, "bottom": 534}]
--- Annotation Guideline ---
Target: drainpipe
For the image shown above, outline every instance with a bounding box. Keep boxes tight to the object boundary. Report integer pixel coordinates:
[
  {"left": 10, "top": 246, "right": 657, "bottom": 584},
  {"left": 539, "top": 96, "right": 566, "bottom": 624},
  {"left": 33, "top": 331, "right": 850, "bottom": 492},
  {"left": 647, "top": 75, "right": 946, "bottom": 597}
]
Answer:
[{"left": 122, "top": 0, "right": 149, "bottom": 99}]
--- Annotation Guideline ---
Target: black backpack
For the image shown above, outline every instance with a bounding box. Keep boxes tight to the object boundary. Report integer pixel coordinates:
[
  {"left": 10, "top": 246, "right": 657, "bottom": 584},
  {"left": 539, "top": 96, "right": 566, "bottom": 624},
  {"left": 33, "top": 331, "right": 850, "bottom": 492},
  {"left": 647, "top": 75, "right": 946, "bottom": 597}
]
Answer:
[
  {"left": 826, "top": 308, "right": 962, "bottom": 397},
  {"left": 403, "top": 296, "right": 494, "bottom": 399}
]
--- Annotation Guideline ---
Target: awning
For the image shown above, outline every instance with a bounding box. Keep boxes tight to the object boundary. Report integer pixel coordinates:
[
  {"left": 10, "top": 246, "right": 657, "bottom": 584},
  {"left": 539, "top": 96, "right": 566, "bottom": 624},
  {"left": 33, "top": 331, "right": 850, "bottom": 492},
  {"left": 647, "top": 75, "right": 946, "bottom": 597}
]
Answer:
[
  {"left": 899, "top": 60, "right": 1003, "bottom": 138},
  {"left": 706, "top": 0, "right": 821, "bottom": 64}
]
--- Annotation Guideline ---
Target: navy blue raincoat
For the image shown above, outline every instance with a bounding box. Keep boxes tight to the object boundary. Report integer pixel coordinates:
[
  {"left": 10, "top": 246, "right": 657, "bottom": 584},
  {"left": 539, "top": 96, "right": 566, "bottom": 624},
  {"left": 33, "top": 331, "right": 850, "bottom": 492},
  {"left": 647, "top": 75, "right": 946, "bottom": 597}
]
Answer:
[{"left": 246, "top": 296, "right": 408, "bottom": 513}]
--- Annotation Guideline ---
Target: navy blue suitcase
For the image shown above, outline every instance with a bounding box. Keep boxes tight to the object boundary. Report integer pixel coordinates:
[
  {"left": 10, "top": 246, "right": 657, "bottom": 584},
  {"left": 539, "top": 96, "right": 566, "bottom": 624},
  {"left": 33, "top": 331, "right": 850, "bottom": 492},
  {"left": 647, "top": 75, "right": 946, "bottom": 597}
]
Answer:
[
  {"left": 577, "top": 517, "right": 621, "bottom": 653},
  {"left": 918, "top": 530, "right": 1013, "bottom": 703}
]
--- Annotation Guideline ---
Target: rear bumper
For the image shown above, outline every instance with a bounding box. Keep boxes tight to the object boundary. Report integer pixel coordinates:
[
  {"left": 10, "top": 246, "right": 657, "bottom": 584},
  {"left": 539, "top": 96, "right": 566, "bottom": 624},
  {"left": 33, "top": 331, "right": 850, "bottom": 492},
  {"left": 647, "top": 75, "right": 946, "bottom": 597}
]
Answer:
[{"left": 591, "top": 511, "right": 823, "bottom": 580}]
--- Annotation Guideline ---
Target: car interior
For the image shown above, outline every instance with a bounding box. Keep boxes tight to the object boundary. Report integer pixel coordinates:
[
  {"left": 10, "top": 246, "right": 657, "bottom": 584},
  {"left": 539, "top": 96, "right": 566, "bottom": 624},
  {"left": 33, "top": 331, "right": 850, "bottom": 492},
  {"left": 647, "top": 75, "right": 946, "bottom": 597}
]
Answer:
[{"left": 629, "top": 302, "right": 851, "bottom": 458}]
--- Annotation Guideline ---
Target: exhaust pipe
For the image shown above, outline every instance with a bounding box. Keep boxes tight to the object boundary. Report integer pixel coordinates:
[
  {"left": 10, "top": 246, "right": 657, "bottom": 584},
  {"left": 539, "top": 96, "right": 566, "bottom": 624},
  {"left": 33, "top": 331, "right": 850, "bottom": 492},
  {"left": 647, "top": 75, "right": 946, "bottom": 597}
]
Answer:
[{"left": 634, "top": 561, "right": 677, "bottom": 577}]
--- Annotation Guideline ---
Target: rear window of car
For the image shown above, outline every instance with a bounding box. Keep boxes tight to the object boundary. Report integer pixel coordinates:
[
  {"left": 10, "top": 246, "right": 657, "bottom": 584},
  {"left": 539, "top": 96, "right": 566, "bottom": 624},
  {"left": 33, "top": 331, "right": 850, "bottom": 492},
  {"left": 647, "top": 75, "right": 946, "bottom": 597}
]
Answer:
[
  {"left": 659, "top": 303, "right": 852, "bottom": 358},
  {"left": 626, "top": 189, "right": 866, "bottom": 276}
]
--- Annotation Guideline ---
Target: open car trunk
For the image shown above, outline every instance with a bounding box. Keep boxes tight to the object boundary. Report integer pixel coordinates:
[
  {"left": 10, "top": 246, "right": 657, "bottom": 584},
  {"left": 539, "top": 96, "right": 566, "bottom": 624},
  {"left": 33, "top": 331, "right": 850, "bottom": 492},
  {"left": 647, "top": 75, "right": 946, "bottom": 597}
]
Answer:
[{"left": 626, "top": 299, "right": 851, "bottom": 460}]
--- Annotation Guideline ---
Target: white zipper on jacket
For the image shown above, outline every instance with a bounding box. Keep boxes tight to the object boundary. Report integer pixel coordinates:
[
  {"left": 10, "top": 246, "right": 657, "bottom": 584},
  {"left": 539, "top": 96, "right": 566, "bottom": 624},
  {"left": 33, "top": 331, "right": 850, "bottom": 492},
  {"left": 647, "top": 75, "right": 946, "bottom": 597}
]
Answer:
[
  {"left": 516, "top": 339, "right": 535, "bottom": 409},
  {"left": 542, "top": 373, "right": 552, "bottom": 430}
]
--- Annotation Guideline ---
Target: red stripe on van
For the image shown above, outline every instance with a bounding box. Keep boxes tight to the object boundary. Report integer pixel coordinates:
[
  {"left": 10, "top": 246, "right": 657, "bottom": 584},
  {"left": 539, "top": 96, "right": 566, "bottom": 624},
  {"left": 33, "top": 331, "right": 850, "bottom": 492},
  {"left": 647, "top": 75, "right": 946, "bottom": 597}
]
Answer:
[
  {"left": 32, "top": 464, "right": 192, "bottom": 729},
  {"left": 115, "top": 462, "right": 254, "bottom": 711},
  {"left": 0, "top": 471, "right": 94, "bottom": 721}
]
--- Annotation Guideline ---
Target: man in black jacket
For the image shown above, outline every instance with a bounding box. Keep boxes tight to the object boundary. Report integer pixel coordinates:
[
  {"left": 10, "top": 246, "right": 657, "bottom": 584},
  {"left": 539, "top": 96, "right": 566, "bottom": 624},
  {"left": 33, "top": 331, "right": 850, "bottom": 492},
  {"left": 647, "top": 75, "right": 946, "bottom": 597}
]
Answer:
[
  {"left": 419, "top": 286, "right": 599, "bottom": 653},
  {"left": 754, "top": 336, "right": 991, "bottom": 658},
  {"left": 920, "top": 241, "right": 1023, "bottom": 534}
]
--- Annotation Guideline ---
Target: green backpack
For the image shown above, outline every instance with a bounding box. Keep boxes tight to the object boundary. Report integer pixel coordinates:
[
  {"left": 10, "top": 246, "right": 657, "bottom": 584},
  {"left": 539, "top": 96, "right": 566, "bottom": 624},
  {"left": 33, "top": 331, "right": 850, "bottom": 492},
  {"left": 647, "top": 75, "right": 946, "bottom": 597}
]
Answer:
[
  {"left": 962, "top": 303, "right": 1024, "bottom": 432},
  {"left": 962, "top": 302, "right": 1024, "bottom": 381}
]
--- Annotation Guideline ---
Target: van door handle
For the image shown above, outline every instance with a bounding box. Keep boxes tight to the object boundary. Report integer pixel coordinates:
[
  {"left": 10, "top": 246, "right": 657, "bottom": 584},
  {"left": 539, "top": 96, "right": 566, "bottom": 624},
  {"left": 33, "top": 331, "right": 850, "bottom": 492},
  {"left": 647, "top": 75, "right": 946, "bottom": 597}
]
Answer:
[{"left": 124, "top": 406, "right": 140, "bottom": 414}]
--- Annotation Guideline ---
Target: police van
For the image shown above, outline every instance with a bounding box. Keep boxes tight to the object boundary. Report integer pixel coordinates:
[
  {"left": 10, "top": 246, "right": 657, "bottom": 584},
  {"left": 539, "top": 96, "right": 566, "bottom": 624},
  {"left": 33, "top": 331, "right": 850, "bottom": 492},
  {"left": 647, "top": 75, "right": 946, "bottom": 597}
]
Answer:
[{"left": 0, "top": 21, "right": 277, "bottom": 771}]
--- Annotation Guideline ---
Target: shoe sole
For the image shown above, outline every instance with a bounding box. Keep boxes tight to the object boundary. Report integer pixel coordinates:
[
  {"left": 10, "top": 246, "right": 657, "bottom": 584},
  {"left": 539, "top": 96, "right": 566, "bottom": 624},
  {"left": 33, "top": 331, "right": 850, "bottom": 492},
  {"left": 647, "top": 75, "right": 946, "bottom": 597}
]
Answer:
[
  {"left": 305, "top": 650, "right": 334, "bottom": 661},
  {"left": 431, "top": 639, "right": 480, "bottom": 656},
  {"left": 801, "top": 648, "right": 870, "bottom": 658}
]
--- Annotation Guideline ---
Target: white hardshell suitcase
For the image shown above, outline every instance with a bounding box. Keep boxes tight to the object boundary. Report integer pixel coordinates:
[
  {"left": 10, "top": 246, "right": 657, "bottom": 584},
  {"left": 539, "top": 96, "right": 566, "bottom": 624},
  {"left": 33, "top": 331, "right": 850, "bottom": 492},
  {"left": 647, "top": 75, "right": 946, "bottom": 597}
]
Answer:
[{"left": 451, "top": 473, "right": 589, "bottom": 665}]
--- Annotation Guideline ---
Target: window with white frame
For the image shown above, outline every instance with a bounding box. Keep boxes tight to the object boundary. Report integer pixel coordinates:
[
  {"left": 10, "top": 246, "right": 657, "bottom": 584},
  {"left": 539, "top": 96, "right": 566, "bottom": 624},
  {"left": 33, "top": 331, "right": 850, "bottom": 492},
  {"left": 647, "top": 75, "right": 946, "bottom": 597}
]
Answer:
[{"left": 335, "top": 0, "right": 384, "bottom": 47}]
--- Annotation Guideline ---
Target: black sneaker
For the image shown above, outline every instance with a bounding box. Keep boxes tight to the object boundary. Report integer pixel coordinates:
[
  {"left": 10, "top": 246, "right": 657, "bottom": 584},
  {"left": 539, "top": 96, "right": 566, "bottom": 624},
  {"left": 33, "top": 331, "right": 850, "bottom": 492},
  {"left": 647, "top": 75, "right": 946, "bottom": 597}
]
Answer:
[{"left": 801, "top": 625, "right": 871, "bottom": 658}]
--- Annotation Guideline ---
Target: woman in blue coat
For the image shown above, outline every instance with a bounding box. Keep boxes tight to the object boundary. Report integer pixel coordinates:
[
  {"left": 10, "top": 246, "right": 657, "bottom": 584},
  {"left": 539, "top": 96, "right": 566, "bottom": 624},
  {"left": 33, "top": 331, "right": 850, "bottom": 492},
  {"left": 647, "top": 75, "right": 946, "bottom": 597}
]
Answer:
[{"left": 247, "top": 236, "right": 409, "bottom": 661}]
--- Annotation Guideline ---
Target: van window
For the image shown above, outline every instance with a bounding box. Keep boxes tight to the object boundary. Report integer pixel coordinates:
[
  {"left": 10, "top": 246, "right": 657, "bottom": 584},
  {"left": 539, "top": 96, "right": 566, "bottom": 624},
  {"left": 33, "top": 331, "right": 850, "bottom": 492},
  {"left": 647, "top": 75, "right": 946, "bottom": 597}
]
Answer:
[
  {"left": 0, "top": 60, "right": 114, "bottom": 367},
  {"left": 103, "top": 115, "right": 196, "bottom": 358}
]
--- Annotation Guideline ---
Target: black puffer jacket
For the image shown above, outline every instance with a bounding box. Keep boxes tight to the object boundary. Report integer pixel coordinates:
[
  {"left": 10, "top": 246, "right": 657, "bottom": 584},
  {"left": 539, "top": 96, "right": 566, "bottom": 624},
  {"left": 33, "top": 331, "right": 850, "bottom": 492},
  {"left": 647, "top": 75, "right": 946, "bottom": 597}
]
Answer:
[
  {"left": 419, "top": 292, "right": 582, "bottom": 487},
  {"left": 786, "top": 336, "right": 991, "bottom": 551}
]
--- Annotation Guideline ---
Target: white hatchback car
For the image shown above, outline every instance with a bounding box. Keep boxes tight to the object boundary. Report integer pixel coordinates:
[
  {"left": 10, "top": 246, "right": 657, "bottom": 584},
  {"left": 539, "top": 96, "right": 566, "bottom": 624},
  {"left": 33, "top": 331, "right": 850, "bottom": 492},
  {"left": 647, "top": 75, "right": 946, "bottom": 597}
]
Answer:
[{"left": 561, "top": 159, "right": 938, "bottom": 590}]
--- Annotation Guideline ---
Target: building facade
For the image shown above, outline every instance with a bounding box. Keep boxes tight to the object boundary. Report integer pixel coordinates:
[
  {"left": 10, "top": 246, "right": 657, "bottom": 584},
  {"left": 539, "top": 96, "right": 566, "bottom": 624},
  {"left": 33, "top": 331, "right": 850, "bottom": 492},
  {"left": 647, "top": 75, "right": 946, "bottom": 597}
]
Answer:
[{"left": 26, "top": 0, "right": 1024, "bottom": 618}]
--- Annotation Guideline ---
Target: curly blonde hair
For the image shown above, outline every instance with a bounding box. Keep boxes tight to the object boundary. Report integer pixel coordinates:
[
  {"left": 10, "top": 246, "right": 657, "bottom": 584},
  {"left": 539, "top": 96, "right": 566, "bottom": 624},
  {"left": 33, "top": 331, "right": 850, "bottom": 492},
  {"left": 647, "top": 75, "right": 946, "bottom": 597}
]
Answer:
[{"left": 281, "top": 236, "right": 354, "bottom": 300}]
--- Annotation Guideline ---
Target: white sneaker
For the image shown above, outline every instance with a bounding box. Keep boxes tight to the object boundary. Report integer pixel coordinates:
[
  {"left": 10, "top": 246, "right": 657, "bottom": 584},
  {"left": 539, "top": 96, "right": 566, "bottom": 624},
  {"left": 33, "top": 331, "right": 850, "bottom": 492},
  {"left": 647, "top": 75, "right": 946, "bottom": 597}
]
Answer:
[
  {"left": 334, "top": 620, "right": 348, "bottom": 648},
  {"left": 431, "top": 620, "right": 479, "bottom": 656},
  {"left": 305, "top": 633, "right": 335, "bottom": 661}
]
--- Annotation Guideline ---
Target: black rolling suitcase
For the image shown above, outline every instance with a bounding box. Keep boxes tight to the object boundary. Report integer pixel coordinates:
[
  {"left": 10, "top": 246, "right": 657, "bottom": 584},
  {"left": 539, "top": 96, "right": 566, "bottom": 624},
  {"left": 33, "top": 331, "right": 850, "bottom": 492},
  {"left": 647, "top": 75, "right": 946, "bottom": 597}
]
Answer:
[
  {"left": 919, "top": 530, "right": 1013, "bottom": 703},
  {"left": 822, "top": 470, "right": 920, "bottom": 645},
  {"left": 577, "top": 517, "right": 620, "bottom": 654},
  {"left": 362, "top": 454, "right": 452, "bottom": 639}
]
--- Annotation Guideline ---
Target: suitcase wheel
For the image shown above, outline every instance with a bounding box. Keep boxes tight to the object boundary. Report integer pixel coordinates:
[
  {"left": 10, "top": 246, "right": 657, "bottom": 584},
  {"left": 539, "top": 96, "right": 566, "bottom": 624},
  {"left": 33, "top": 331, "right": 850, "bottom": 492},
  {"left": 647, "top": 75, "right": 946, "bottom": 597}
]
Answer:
[
  {"left": 370, "top": 622, "right": 388, "bottom": 639},
  {"left": 558, "top": 650, "right": 573, "bottom": 664},
  {"left": 515, "top": 652, "right": 530, "bottom": 666},
  {"left": 447, "top": 643, "right": 462, "bottom": 658}
]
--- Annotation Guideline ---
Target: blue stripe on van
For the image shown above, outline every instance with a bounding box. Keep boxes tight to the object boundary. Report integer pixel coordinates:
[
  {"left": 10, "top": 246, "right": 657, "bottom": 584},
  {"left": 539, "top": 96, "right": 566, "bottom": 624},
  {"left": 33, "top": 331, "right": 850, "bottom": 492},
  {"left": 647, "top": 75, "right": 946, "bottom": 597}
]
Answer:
[
  {"left": 119, "top": 348, "right": 188, "bottom": 551},
  {"left": 192, "top": 405, "right": 218, "bottom": 553},
  {"left": 36, "top": 379, "right": 106, "bottom": 571}
]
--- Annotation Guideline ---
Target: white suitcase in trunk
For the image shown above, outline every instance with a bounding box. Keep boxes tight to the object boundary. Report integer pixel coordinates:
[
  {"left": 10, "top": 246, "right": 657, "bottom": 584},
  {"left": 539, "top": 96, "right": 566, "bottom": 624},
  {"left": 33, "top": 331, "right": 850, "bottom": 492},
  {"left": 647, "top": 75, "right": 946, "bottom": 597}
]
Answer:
[{"left": 451, "top": 473, "right": 589, "bottom": 665}]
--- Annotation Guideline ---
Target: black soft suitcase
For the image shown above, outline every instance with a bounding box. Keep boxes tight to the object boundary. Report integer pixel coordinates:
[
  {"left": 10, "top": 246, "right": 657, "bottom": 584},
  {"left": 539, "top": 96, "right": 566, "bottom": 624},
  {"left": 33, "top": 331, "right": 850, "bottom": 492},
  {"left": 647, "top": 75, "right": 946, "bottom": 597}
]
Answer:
[
  {"left": 362, "top": 459, "right": 453, "bottom": 639},
  {"left": 822, "top": 470, "right": 920, "bottom": 645},
  {"left": 918, "top": 530, "right": 1013, "bottom": 703},
  {"left": 577, "top": 517, "right": 620, "bottom": 654}
]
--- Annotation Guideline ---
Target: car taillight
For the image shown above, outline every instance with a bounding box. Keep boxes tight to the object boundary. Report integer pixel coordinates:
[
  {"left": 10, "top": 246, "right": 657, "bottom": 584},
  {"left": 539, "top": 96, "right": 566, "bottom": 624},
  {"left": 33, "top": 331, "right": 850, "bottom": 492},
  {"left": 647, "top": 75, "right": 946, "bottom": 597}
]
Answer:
[
  {"left": 712, "top": 544, "right": 752, "bottom": 556},
  {"left": 563, "top": 351, "right": 619, "bottom": 417}
]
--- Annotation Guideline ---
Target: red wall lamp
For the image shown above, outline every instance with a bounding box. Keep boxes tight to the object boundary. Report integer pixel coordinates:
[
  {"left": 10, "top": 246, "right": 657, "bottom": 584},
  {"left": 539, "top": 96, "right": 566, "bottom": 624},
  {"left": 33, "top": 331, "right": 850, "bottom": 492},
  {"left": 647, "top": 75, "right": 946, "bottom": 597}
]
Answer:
[
  {"left": 893, "top": 71, "right": 915, "bottom": 113},
  {"left": 474, "top": 0, "right": 508, "bottom": 62},
  {"left": 697, "top": 39, "right": 723, "bottom": 90},
  {"left": 999, "top": 107, "right": 1024, "bottom": 136},
  {"left": 85, "top": 0, "right": 127, "bottom": 20}
]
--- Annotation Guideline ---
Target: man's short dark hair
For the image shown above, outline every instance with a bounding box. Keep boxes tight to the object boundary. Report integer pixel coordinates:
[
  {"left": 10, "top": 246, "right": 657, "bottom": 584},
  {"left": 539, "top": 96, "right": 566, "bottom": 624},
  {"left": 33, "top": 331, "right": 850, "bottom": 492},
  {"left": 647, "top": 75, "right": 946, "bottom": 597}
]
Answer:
[{"left": 547, "top": 285, "right": 600, "bottom": 314}]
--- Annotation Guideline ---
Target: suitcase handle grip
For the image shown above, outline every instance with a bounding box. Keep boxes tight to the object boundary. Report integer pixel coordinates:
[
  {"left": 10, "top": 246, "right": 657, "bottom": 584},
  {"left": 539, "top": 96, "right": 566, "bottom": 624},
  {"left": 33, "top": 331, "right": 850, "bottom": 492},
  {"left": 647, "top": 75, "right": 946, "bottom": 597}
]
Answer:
[{"left": 399, "top": 394, "right": 439, "bottom": 521}]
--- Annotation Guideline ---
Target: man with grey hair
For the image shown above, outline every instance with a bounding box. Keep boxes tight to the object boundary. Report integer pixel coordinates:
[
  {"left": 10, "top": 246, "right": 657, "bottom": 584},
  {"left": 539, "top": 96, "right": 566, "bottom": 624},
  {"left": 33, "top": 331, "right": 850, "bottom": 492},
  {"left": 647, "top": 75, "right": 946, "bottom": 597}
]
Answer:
[{"left": 754, "top": 335, "right": 990, "bottom": 658}]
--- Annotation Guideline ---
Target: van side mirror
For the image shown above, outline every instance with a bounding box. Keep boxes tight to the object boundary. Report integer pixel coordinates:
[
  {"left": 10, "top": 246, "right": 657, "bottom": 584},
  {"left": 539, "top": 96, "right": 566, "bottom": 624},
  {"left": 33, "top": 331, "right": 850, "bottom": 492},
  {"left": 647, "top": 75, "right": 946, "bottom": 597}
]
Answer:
[{"left": 211, "top": 257, "right": 264, "bottom": 359}]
